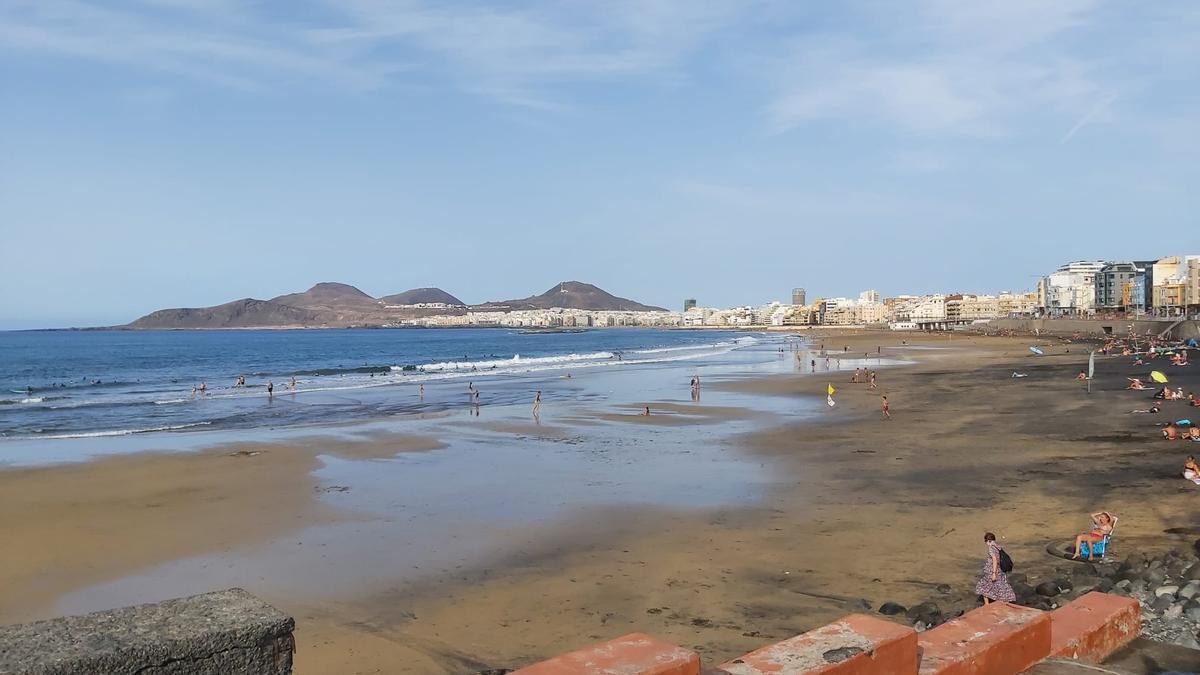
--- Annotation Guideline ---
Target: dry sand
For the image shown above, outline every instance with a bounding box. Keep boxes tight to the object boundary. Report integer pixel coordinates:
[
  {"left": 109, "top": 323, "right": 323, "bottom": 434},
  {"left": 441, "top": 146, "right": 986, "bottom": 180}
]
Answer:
[{"left": 2, "top": 333, "right": 1198, "bottom": 674}]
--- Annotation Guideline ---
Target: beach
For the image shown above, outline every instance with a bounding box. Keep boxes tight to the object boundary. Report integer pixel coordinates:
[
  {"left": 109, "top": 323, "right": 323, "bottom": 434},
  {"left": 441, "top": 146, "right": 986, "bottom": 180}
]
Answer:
[{"left": 2, "top": 332, "right": 1198, "bottom": 673}]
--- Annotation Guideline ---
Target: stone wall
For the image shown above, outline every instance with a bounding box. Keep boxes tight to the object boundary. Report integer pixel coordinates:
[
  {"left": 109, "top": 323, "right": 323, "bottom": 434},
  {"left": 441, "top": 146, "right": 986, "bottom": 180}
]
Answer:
[
  {"left": 0, "top": 588, "right": 293, "bottom": 675},
  {"left": 988, "top": 318, "right": 1199, "bottom": 340}
]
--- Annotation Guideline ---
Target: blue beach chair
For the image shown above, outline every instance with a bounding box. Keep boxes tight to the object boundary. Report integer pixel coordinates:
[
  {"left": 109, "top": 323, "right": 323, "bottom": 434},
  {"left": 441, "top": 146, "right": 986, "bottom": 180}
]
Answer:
[
  {"left": 1080, "top": 518, "right": 1117, "bottom": 560},
  {"left": 1080, "top": 535, "right": 1109, "bottom": 559}
]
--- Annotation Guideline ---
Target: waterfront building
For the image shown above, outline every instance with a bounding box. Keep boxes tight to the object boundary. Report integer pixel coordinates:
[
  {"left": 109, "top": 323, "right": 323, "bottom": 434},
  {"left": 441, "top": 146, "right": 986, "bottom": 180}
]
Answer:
[
  {"left": 1094, "top": 263, "right": 1141, "bottom": 310},
  {"left": 1038, "top": 261, "right": 1107, "bottom": 316},
  {"left": 683, "top": 298, "right": 697, "bottom": 312},
  {"left": 791, "top": 288, "right": 806, "bottom": 306}
]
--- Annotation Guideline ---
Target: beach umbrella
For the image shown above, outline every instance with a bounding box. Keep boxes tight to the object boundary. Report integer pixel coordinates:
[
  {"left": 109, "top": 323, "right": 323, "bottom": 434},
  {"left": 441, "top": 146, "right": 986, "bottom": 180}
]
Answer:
[
  {"left": 1087, "top": 350, "right": 1095, "bottom": 379},
  {"left": 1029, "top": 346, "right": 1044, "bottom": 355},
  {"left": 1150, "top": 371, "right": 1168, "bottom": 384}
]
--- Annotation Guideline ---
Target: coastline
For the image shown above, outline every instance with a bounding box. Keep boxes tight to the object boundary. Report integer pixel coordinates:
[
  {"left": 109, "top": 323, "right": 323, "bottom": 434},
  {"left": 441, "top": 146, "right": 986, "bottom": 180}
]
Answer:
[{"left": 1, "top": 332, "right": 1197, "bottom": 673}]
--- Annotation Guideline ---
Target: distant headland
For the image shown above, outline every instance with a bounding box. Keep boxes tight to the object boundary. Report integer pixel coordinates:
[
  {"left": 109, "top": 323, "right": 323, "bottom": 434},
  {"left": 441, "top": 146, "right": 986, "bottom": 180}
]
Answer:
[{"left": 123, "top": 281, "right": 667, "bottom": 329}]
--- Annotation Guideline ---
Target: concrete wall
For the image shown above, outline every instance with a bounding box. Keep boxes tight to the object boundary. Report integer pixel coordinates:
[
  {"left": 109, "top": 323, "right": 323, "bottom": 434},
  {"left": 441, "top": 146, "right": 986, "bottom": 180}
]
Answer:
[
  {"left": 0, "top": 588, "right": 293, "bottom": 675},
  {"left": 989, "top": 318, "right": 1199, "bottom": 340}
]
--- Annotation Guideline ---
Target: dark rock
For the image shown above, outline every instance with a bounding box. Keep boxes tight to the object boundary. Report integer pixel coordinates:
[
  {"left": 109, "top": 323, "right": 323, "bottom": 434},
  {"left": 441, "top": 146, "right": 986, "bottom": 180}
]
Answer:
[
  {"left": 1124, "top": 552, "right": 1147, "bottom": 569},
  {"left": 1184, "top": 563, "right": 1200, "bottom": 581},
  {"left": 1152, "top": 595, "right": 1174, "bottom": 612},
  {"left": 478, "top": 670, "right": 512, "bottom": 675},
  {"left": 1144, "top": 568, "right": 1167, "bottom": 585},
  {"left": 1031, "top": 600, "right": 1053, "bottom": 611},
  {"left": 1095, "top": 565, "right": 1118, "bottom": 579},
  {"left": 1096, "top": 578, "right": 1115, "bottom": 593},
  {"left": 1036, "top": 581, "right": 1061, "bottom": 597},
  {"left": 906, "top": 601, "right": 941, "bottom": 624},
  {"left": 878, "top": 602, "right": 907, "bottom": 616},
  {"left": 1008, "top": 572, "right": 1028, "bottom": 585},
  {"left": 823, "top": 646, "right": 863, "bottom": 663},
  {"left": 935, "top": 584, "right": 952, "bottom": 595},
  {"left": 843, "top": 598, "right": 872, "bottom": 613},
  {"left": 1055, "top": 577, "right": 1074, "bottom": 592}
]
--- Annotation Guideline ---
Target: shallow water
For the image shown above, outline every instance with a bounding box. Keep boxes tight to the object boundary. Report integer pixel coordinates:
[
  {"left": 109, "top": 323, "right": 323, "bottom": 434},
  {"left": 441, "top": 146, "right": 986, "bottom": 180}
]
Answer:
[{"left": 51, "top": 337, "right": 827, "bottom": 616}]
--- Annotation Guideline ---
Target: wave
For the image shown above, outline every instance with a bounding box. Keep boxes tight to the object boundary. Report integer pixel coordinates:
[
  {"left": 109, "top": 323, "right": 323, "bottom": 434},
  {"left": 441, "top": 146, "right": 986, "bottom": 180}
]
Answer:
[
  {"left": 290, "top": 365, "right": 392, "bottom": 376},
  {"left": 415, "top": 351, "right": 616, "bottom": 372},
  {"left": 30, "top": 422, "right": 213, "bottom": 440}
]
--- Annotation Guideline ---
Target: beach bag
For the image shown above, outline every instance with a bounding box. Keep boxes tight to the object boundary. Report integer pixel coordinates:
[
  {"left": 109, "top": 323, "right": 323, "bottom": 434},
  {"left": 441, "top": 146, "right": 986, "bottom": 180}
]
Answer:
[{"left": 998, "top": 548, "right": 1014, "bottom": 573}]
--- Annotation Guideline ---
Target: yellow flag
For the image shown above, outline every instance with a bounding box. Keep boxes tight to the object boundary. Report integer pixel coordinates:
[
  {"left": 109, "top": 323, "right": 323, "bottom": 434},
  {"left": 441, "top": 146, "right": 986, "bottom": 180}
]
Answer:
[{"left": 827, "top": 383, "right": 836, "bottom": 396}]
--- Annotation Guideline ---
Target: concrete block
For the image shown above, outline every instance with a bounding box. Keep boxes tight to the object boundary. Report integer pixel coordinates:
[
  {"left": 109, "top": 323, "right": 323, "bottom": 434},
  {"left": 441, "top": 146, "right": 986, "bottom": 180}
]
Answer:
[
  {"left": 1049, "top": 592, "right": 1140, "bottom": 663},
  {"left": 718, "top": 614, "right": 918, "bottom": 674},
  {"left": 513, "top": 633, "right": 699, "bottom": 675},
  {"left": 917, "top": 602, "right": 1050, "bottom": 675},
  {"left": 0, "top": 588, "right": 294, "bottom": 675}
]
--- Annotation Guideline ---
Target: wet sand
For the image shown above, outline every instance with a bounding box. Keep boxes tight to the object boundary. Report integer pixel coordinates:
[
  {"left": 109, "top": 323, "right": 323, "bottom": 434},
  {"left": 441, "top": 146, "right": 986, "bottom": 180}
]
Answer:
[{"left": 2, "top": 333, "right": 1198, "bottom": 673}]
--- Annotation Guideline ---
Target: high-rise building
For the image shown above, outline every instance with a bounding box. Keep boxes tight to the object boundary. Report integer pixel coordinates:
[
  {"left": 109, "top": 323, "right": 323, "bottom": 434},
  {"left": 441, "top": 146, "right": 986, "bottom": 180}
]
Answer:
[
  {"left": 683, "top": 298, "right": 697, "bottom": 312},
  {"left": 791, "top": 288, "right": 806, "bottom": 306}
]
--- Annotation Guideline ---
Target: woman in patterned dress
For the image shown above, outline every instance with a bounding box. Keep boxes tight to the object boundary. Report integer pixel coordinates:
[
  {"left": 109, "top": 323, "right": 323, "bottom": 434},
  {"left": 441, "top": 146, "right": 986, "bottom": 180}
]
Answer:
[{"left": 976, "top": 532, "right": 1015, "bottom": 604}]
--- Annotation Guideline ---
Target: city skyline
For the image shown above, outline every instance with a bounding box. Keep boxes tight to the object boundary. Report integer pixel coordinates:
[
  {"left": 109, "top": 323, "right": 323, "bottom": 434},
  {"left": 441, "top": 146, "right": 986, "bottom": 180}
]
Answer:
[{"left": 2, "top": 1, "right": 1198, "bottom": 329}]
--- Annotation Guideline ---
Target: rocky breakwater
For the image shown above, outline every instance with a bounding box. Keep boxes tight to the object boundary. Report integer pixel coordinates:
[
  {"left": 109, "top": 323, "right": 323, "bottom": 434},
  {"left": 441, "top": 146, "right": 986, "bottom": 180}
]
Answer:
[{"left": 874, "top": 542, "right": 1200, "bottom": 651}]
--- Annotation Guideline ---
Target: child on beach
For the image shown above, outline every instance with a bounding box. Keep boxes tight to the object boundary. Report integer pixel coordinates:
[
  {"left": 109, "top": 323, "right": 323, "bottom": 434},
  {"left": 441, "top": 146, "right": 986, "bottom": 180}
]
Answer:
[
  {"left": 881, "top": 395, "right": 890, "bottom": 420},
  {"left": 975, "top": 533, "right": 1015, "bottom": 604}
]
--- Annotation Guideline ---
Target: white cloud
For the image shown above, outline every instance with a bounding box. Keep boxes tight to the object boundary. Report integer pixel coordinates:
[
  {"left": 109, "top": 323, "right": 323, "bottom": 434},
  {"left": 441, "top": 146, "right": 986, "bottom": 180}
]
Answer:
[{"left": 765, "top": 0, "right": 1106, "bottom": 137}]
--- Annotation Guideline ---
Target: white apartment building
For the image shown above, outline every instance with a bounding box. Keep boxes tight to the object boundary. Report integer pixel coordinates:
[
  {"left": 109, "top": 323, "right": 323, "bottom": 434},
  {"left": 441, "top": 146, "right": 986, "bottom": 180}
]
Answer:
[{"left": 1039, "top": 261, "right": 1107, "bottom": 315}]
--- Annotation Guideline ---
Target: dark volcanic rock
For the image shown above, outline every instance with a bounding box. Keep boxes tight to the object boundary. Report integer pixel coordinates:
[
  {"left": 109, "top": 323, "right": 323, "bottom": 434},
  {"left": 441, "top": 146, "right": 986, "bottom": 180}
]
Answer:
[
  {"left": 878, "top": 602, "right": 907, "bottom": 616},
  {"left": 906, "top": 601, "right": 941, "bottom": 624},
  {"left": 1035, "top": 581, "right": 1061, "bottom": 597}
]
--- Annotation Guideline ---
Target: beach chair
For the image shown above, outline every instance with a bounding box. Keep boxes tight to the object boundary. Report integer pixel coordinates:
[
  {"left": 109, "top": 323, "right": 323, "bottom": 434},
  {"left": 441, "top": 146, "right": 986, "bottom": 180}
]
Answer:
[
  {"left": 1080, "top": 519, "right": 1117, "bottom": 560},
  {"left": 1080, "top": 535, "right": 1109, "bottom": 559}
]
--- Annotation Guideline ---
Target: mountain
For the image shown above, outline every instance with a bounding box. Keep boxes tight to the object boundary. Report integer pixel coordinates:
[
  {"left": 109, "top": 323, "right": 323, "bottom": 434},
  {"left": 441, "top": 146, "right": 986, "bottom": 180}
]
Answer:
[
  {"left": 473, "top": 281, "right": 666, "bottom": 312},
  {"left": 270, "top": 282, "right": 380, "bottom": 310},
  {"left": 125, "top": 298, "right": 320, "bottom": 329},
  {"left": 123, "top": 280, "right": 661, "bottom": 328},
  {"left": 380, "top": 287, "right": 465, "bottom": 306}
]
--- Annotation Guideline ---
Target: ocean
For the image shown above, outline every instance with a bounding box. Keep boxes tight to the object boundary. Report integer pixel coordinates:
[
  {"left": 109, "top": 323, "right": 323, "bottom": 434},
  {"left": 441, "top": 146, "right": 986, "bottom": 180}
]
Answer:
[{"left": 0, "top": 328, "right": 761, "bottom": 440}]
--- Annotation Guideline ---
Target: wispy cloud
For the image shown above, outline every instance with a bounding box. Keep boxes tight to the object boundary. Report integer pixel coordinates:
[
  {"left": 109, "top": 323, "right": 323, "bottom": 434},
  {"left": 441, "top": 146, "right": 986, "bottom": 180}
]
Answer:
[
  {"left": 1060, "top": 93, "right": 1117, "bottom": 144},
  {"left": 765, "top": 0, "right": 1104, "bottom": 137},
  {"left": 0, "top": 0, "right": 753, "bottom": 104}
]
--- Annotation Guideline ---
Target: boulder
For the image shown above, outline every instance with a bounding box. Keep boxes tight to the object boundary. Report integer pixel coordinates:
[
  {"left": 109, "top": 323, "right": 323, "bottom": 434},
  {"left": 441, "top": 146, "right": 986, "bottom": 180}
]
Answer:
[
  {"left": 1114, "top": 579, "right": 1132, "bottom": 590},
  {"left": 1144, "top": 568, "right": 1167, "bottom": 585},
  {"left": 1096, "top": 578, "right": 1115, "bottom": 593},
  {"left": 1152, "top": 595, "right": 1174, "bottom": 612},
  {"left": 1036, "top": 581, "right": 1061, "bottom": 597},
  {"left": 1179, "top": 581, "right": 1200, "bottom": 600},
  {"left": 1184, "top": 563, "right": 1200, "bottom": 581},
  {"left": 1055, "top": 577, "right": 1074, "bottom": 592},
  {"left": 1164, "top": 603, "right": 1184, "bottom": 620},
  {"left": 1124, "top": 552, "right": 1147, "bottom": 569},
  {"left": 1186, "top": 606, "right": 1200, "bottom": 622},
  {"left": 878, "top": 602, "right": 907, "bottom": 616},
  {"left": 906, "top": 601, "right": 940, "bottom": 624}
]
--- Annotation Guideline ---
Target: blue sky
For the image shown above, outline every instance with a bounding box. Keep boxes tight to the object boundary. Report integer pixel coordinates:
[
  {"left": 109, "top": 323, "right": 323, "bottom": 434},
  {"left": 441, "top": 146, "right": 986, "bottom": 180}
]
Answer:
[{"left": 1, "top": 0, "right": 1197, "bottom": 329}]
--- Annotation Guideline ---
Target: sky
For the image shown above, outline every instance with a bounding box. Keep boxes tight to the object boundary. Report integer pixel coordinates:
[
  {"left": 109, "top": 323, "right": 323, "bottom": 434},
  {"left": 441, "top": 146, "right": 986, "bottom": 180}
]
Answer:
[{"left": 1, "top": 0, "right": 1197, "bottom": 329}]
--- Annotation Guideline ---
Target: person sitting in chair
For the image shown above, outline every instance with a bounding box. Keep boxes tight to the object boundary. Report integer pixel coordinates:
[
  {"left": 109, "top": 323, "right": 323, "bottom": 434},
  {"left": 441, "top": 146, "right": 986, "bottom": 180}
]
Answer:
[{"left": 1072, "top": 511, "right": 1117, "bottom": 560}]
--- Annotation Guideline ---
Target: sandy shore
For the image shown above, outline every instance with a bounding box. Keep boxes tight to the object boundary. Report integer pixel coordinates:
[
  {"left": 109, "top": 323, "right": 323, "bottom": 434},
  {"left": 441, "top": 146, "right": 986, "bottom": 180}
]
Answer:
[{"left": 2, "top": 332, "right": 1198, "bottom": 673}]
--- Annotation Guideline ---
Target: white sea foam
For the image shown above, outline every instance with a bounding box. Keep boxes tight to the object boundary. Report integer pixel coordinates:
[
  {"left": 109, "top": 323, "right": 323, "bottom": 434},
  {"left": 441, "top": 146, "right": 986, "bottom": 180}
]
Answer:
[
  {"left": 34, "top": 422, "right": 212, "bottom": 439},
  {"left": 415, "top": 351, "right": 616, "bottom": 372},
  {"left": 20, "top": 397, "right": 45, "bottom": 404}
]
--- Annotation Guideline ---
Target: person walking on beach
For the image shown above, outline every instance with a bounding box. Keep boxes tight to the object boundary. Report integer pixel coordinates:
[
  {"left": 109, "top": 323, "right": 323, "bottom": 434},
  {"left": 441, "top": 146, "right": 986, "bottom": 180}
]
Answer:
[
  {"left": 868, "top": 371, "right": 877, "bottom": 390},
  {"left": 810, "top": 359, "right": 816, "bottom": 372},
  {"left": 419, "top": 383, "right": 424, "bottom": 399},
  {"left": 266, "top": 381, "right": 274, "bottom": 398},
  {"left": 533, "top": 390, "right": 541, "bottom": 416},
  {"left": 975, "top": 533, "right": 1016, "bottom": 605},
  {"left": 881, "top": 395, "right": 890, "bottom": 419}
]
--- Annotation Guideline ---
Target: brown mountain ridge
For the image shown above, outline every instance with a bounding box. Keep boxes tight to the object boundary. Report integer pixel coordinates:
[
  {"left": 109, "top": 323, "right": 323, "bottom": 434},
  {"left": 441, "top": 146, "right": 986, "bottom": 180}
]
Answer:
[{"left": 123, "top": 281, "right": 662, "bottom": 329}]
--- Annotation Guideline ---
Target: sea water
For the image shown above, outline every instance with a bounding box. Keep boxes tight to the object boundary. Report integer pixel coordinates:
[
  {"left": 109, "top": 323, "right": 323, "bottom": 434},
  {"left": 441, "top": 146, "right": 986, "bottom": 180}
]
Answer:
[{"left": 0, "top": 328, "right": 762, "bottom": 440}]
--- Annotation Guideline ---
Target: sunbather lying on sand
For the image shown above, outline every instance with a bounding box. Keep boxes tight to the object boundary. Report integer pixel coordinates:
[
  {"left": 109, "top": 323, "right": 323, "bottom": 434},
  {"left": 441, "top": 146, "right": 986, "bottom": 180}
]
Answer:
[
  {"left": 1184, "top": 456, "right": 1200, "bottom": 484},
  {"left": 1127, "top": 378, "right": 1146, "bottom": 390},
  {"left": 1163, "top": 423, "right": 1179, "bottom": 440}
]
